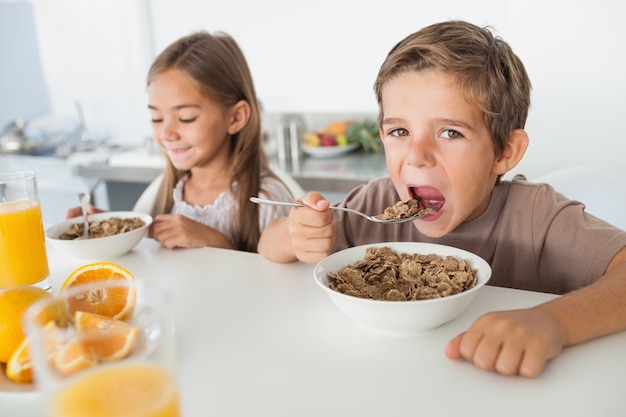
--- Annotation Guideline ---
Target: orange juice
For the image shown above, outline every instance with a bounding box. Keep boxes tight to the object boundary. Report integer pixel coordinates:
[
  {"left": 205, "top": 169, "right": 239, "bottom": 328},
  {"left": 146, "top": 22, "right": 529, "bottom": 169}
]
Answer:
[
  {"left": 0, "top": 200, "right": 49, "bottom": 287},
  {"left": 49, "top": 363, "right": 180, "bottom": 417}
]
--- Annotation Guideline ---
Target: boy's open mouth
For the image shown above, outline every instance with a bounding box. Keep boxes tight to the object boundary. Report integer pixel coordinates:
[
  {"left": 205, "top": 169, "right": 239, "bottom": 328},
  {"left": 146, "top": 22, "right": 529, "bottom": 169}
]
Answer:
[{"left": 409, "top": 186, "right": 446, "bottom": 212}]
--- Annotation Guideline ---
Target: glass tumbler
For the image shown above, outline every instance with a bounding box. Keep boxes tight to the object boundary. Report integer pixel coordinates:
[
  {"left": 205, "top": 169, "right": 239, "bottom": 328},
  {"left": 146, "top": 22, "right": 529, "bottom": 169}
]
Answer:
[
  {"left": 0, "top": 171, "right": 50, "bottom": 290},
  {"left": 23, "top": 278, "right": 181, "bottom": 417}
]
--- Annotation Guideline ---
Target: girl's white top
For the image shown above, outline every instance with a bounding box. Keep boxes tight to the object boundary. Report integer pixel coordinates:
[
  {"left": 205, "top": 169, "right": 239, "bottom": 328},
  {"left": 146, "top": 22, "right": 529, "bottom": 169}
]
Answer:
[{"left": 171, "top": 174, "right": 292, "bottom": 244}]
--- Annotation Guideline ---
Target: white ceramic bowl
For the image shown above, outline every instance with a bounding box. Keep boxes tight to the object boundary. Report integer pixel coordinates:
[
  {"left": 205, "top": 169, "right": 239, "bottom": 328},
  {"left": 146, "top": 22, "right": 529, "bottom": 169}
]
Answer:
[
  {"left": 45, "top": 211, "right": 152, "bottom": 261},
  {"left": 314, "top": 242, "right": 491, "bottom": 335}
]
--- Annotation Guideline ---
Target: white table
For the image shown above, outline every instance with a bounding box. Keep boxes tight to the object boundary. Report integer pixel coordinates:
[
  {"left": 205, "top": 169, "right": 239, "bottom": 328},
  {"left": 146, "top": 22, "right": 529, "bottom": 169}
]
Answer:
[{"left": 3, "top": 239, "right": 626, "bottom": 416}]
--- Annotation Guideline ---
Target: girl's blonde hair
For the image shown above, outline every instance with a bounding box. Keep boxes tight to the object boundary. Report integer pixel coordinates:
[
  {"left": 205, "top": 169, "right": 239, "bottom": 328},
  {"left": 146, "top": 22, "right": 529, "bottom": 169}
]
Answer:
[
  {"left": 147, "top": 31, "right": 284, "bottom": 252},
  {"left": 374, "top": 20, "right": 531, "bottom": 160}
]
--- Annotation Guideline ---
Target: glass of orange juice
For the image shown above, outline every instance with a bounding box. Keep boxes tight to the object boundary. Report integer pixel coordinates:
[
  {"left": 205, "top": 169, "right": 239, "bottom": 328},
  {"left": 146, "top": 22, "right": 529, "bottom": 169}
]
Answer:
[
  {"left": 23, "top": 278, "right": 181, "bottom": 417},
  {"left": 0, "top": 171, "right": 50, "bottom": 291}
]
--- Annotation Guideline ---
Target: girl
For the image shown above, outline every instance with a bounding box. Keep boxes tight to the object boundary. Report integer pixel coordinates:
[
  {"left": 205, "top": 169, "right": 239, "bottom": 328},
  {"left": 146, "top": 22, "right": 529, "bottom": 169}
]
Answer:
[{"left": 71, "top": 32, "right": 294, "bottom": 252}]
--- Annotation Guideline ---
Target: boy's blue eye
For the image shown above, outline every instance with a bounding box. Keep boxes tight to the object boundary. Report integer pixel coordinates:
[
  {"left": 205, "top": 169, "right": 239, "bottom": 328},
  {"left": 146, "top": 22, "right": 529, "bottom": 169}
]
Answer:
[{"left": 441, "top": 129, "right": 463, "bottom": 139}]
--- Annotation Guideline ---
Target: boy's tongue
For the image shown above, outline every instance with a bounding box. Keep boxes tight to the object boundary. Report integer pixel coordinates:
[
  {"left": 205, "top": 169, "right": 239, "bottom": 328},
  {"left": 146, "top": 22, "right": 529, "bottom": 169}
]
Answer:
[{"left": 412, "top": 187, "right": 445, "bottom": 211}]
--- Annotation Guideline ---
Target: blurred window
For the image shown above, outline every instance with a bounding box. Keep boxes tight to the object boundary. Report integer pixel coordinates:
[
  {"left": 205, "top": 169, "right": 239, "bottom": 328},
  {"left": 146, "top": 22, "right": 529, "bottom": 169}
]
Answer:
[{"left": 31, "top": 0, "right": 155, "bottom": 144}]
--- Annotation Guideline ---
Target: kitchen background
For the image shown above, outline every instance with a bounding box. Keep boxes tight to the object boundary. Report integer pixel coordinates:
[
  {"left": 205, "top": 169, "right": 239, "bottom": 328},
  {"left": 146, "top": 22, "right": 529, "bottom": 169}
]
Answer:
[{"left": 1, "top": 0, "right": 625, "bottom": 224}]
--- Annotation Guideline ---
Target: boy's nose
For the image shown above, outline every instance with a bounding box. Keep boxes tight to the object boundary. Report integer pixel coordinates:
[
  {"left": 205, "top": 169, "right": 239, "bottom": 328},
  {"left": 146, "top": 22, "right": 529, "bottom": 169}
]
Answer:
[{"left": 406, "top": 136, "right": 436, "bottom": 167}]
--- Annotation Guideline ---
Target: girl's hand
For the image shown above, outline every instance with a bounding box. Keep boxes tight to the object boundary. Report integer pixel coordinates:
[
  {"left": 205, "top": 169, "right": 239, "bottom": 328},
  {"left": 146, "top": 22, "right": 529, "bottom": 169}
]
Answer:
[
  {"left": 445, "top": 308, "right": 566, "bottom": 377},
  {"left": 288, "top": 192, "right": 336, "bottom": 263},
  {"left": 150, "top": 214, "right": 233, "bottom": 249}
]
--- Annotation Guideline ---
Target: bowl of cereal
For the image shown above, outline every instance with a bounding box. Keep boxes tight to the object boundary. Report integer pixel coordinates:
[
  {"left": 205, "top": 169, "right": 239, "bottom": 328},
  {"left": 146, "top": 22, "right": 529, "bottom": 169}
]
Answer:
[
  {"left": 313, "top": 242, "right": 491, "bottom": 335},
  {"left": 45, "top": 211, "right": 152, "bottom": 261}
]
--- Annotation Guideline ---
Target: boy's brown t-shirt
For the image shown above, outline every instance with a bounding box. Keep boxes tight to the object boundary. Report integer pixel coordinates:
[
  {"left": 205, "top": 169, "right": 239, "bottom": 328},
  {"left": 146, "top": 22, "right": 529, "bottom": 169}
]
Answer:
[{"left": 332, "top": 175, "right": 626, "bottom": 294}]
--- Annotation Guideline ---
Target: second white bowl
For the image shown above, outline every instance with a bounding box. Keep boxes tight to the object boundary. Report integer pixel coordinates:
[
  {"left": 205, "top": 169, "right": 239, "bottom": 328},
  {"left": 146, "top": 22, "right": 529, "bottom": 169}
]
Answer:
[
  {"left": 314, "top": 242, "right": 491, "bottom": 335},
  {"left": 45, "top": 211, "right": 152, "bottom": 261}
]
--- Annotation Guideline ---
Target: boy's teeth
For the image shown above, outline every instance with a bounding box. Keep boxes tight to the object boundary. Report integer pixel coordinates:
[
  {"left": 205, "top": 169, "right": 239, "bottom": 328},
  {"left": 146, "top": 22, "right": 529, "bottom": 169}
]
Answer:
[
  {"left": 410, "top": 187, "right": 445, "bottom": 211},
  {"left": 421, "top": 199, "right": 444, "bottom": 211}
]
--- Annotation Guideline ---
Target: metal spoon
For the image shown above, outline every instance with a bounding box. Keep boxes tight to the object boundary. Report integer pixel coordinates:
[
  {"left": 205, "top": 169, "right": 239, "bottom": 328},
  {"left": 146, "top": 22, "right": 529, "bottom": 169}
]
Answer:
[
  {"left": 250, "top": 197, "right": 434, "bottom": 224},
  {"left": 78, "top": 192, "right": 90, "bottom": 239}
]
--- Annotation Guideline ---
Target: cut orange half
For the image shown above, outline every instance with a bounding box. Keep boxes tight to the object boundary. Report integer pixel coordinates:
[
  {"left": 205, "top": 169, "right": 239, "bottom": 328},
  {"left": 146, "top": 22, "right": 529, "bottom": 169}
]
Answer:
[
  {"left": 61, "top": 262, "right": 136, "bottom": 320},
  {"left": 53, "top": 337, "right": 98, "bottom": 375},
  {"left": 74, "top": 311, "right": 140, "bottom": 362}
]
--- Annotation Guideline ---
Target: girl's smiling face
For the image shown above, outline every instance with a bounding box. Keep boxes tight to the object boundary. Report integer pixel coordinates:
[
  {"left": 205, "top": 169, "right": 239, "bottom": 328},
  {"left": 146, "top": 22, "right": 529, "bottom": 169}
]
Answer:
[
  {"left": 380, "top": 71, "right": 504, "bottom": 237},
  {"left": 147, "top": 69, "right": 232, "bottom": 172}
]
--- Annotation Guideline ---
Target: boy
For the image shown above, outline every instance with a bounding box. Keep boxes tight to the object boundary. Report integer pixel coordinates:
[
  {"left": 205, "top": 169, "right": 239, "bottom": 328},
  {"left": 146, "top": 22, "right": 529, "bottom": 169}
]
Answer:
[{"left": 257, "top": 21, "right": 626, "bottom": 378}]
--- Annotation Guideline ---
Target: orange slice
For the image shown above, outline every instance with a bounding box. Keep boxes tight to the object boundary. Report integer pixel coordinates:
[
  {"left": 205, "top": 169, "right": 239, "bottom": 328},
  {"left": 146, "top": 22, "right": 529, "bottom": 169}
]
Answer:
[
  {"left": 53, "top": 337, "right": 98, "bottom": 375},
  {"left": 6, "top": 321, "right": 63, "bottom": 383},
  {"left": 5, "top": 337, "right": 33, "bottom": 383},
  {"left": 61, "top": 262, "right": 136, "bottom": 320},
  {"left": 74, "top": 311, "right": 140, "bottom": 361}
]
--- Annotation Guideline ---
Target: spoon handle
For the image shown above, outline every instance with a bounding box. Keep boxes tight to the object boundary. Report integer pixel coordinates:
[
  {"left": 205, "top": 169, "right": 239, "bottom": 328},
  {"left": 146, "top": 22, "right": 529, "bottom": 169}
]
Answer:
[
  {"left": 79, "top": 193, "right": 90, "bottom": 238},
  {"left": 251, "top": 197, "right": 365, "bottom": 216},
  {"left": 249, "top": 197, "right": 304, "bottom": 208}
]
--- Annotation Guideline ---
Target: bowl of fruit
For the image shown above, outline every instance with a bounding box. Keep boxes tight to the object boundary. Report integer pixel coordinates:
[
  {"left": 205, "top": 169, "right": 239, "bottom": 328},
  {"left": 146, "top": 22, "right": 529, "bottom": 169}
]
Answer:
[{"left": 302, "top": 119, "right": 381, "bottom": 158}]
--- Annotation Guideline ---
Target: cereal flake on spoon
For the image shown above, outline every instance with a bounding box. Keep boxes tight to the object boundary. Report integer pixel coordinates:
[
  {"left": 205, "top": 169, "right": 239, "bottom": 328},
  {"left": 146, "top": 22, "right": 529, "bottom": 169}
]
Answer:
[{"left": 381, "top": 199, "right": 436, "bottom": 221}]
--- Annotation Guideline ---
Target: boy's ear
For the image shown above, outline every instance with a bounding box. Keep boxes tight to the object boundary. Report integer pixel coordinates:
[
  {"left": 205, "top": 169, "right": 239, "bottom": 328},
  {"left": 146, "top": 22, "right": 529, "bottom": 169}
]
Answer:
[
  {"left": 228, "top": 100, "right": 251, "bottom": 135},
  {"left": 492, "top": 129, "right": 528, "bottom": 176}
]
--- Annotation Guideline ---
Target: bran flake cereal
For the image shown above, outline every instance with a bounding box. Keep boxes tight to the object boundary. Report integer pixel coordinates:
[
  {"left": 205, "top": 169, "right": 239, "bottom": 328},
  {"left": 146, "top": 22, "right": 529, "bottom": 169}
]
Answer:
[
  {"left": 60, "top": 217, "right": 145, "bottom": 240},
  {"left": 381, "top": 199, "right": 436, "bottom": 220},
  {"left": 328, "top": 246, "right": 477, "bottom": 301}
]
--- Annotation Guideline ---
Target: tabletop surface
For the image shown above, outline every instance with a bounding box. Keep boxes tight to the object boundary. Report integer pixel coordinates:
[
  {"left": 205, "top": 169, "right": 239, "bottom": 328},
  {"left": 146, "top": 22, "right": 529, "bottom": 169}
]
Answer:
[{"left": 3, "top": 238, "right": 626, "bottom": 417}]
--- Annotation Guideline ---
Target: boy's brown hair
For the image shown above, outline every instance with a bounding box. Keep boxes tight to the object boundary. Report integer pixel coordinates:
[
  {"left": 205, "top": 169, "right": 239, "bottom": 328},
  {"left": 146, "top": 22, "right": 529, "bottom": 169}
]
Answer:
[{"left": 374, "top": 20, "right": 531, "bottom": 158}]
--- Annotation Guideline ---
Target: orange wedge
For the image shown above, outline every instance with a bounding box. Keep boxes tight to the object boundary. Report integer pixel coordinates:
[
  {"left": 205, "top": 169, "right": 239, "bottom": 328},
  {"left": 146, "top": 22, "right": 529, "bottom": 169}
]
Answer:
[
  {"left": 53, "top": 337, "right": 98, "bottom": 375},
  {"left": 5, "top": 337, "right": 33, "bottom": 383},
  {"left": 61, "top": 262, "right": 136, "bottom": 320},
  {"left": 74, "top": 311, "right": 140, "bottom": 361},
  {"left": 6, "top": 321, "right": 63, "bottom": 383}
]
